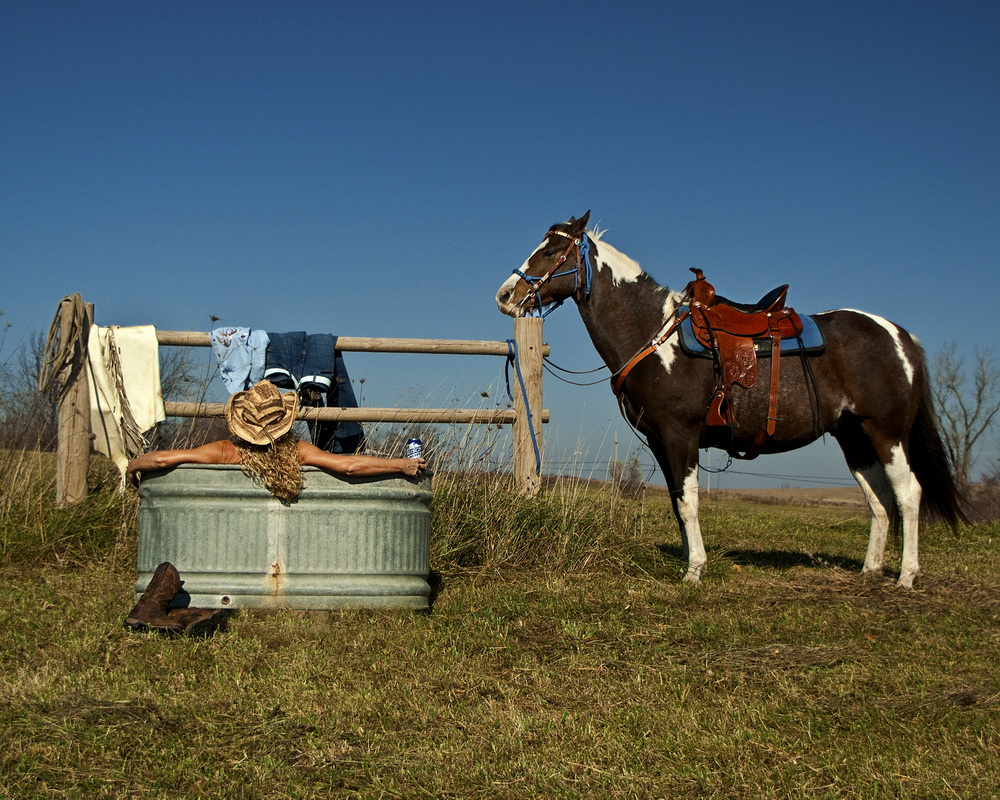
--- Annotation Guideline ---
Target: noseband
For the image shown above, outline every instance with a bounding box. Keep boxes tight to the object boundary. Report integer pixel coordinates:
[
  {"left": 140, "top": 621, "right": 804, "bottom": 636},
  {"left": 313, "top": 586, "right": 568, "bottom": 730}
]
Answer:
[{"left": 512, "top": 229, "right": 592, "bottom": 317}]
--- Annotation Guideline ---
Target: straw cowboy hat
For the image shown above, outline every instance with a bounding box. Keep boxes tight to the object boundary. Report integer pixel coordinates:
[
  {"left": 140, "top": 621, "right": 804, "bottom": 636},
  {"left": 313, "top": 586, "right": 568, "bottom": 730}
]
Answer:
[{"left": 224, "top": 380, "right": 298, "bottom": 445}]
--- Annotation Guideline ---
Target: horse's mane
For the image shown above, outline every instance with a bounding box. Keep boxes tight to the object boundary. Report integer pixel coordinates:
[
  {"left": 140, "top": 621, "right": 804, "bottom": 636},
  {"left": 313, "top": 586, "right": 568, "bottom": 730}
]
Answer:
[{"left": 587, "top": 224, "right": 609, "bottom": 241}]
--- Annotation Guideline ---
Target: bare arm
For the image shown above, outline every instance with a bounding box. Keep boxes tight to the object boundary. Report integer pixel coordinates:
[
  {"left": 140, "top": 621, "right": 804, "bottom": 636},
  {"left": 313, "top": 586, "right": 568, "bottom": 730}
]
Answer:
[
  {"left": 296, "top": 441, "right": 427, "bottom": 477},
  {"left": 126, "top": 441, "right": 237, "bottom": 488}
]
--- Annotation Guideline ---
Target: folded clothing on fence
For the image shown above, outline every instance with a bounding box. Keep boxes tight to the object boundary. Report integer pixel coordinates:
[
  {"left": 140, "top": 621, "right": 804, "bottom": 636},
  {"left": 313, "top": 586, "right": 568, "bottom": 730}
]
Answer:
[
  {"left": 211, "top": 327, "right": 270, "bottom": 393},
  {"left": 264, "top": 331, "right": 363, "bottom": 454},
  {"left": 88, "top": 325, "right": 166, "bottom": 483}
]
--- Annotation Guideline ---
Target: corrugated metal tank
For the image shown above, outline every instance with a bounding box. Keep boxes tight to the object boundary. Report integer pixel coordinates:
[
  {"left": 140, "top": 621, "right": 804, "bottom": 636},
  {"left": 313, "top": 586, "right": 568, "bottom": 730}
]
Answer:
[{"left": 136, "top": 465, "right": 432, "bottom": 610}]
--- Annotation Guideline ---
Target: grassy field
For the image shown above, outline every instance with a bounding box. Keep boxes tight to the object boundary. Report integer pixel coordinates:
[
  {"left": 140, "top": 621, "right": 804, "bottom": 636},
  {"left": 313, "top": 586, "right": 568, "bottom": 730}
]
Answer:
[{"left": 1, "top": 454, "right": 998, "bottom": 798}]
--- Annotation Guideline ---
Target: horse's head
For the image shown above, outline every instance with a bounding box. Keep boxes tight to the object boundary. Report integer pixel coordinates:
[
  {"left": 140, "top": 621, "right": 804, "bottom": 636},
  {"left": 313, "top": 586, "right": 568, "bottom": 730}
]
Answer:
[{"left": 495, "top": 211, "right": 591, "bottom": 317}]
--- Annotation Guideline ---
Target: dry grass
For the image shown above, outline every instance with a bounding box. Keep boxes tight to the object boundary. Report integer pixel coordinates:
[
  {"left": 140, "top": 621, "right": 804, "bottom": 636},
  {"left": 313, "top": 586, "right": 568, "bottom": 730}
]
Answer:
[{"left": 1, "top": 455, "right": 999, "bottom": 798}]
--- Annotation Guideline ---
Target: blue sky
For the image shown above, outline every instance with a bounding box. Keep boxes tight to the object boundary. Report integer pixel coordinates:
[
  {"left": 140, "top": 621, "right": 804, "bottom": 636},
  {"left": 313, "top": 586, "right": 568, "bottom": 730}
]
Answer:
[{"left": 2, "top": 0, "right": 998, "bottom": 487}]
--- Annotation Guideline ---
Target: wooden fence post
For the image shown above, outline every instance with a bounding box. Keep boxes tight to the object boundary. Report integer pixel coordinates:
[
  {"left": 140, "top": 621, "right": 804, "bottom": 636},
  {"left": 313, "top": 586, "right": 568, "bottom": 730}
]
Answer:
[
  {"left": 512, "top": 316, "right": 544, "bottom": 496},
  {"left": 55, "top": 302, "right": 93, "bottom": 507}
]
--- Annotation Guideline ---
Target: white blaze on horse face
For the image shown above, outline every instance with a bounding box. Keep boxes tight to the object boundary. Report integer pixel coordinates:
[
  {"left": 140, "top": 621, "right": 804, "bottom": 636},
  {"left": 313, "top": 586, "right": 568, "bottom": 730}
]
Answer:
[
  {"left": 496, "top": 240, "right": 547, "bottom": 316},
  {"left": 496, "top": 273, "right": 522, "bottom": 316},
  {"left": 521, "top": 239, "right": 546, "bottom": 270}
]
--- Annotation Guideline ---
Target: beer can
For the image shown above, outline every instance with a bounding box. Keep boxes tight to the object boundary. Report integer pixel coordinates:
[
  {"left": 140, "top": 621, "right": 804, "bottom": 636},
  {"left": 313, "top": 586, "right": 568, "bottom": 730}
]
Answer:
[{"left": 404, "top": 438, "right": 423, "bottom": 459}]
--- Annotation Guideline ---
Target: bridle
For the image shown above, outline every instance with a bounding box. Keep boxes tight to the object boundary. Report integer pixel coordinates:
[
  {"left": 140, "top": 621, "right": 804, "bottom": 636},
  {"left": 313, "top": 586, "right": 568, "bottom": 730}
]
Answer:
[
  {"left": 511, "top": 229, "right": 592, "bottom": 317},
  {"left": 507, "top": 227, "right": 694, "bottom": 400}
]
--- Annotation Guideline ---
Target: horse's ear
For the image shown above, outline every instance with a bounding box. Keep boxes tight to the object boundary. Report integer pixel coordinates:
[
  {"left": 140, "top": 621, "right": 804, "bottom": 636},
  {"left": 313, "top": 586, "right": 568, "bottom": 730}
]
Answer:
[{"left": 568, "top": 210, "right": 590, "bottom": 234}]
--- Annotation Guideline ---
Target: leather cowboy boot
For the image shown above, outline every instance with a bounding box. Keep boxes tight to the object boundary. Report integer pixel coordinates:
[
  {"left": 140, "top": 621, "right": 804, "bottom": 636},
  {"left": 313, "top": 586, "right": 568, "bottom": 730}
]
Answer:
[
  {"left": 124, "top": 562, "right": 184, "bottom": 633},
  {"left": 165, "top": 607, "right": 228, "bottom": 638}
]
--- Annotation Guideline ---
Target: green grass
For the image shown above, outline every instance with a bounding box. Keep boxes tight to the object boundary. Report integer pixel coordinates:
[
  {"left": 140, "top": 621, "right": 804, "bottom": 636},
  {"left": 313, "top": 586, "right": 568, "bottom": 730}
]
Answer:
[{"left": 1, "top": 457, "right": 998, "bottom": 798}]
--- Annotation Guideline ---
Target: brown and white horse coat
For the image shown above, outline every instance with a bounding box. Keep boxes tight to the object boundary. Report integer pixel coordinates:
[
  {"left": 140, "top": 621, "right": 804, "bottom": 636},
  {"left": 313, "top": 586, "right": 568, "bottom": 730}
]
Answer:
[{"left": 496, "top": 212, "right": 964, "bottom": 587}]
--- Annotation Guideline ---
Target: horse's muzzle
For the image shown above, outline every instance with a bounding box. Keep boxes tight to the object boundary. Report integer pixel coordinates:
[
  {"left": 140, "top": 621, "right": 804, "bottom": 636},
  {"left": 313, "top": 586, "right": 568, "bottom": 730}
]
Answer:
[{"left": 495, "top": 277, "right": 527, "bottom": 317}]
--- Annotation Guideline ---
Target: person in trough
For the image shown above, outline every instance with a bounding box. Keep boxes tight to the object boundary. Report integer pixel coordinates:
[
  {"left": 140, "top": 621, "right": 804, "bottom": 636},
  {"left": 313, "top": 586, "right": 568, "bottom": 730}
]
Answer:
[
  {"left": 123, "top": 380, "right": 428, "bottom": 635},
  {"left": 126, "top": 379, "right": 427, "bottom": 498}
]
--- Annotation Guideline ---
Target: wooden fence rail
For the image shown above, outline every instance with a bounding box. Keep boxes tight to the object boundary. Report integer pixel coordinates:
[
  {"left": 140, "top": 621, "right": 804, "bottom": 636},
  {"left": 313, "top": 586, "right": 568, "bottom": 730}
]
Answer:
[{"left": 55, "top": 310, "right": 549, "bottom": 504}]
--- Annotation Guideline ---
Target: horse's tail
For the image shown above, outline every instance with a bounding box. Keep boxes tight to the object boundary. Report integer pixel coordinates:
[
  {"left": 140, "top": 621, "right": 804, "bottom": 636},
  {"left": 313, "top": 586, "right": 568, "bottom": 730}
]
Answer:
[{"left": 910, "top": 376, "right": 970, "bottom": 530}]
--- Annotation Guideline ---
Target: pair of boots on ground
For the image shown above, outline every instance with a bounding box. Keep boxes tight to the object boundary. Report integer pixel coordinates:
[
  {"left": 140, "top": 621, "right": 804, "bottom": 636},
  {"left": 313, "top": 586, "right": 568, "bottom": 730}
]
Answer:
[{"left": 124, "top": 562, "right": 227, "bottom": 637}]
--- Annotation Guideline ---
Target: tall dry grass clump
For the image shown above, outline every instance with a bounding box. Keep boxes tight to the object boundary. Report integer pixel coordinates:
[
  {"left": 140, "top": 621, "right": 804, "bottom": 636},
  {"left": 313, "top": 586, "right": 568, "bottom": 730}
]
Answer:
[
  {"left": 0, "top": 448, "right": 136, "bottom": 567},
  {"left": 358, "top": 417, "right": 652, "bottom": 574},
  {"left": 431, "top": 469, "right": 649, "bottom": 573}
]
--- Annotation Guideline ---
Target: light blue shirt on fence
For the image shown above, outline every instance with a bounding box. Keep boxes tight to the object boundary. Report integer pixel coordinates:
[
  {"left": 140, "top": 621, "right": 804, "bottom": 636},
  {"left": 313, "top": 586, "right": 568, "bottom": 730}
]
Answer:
[{"left": 211, "top": 327, "right": 270, "bottom": 393}]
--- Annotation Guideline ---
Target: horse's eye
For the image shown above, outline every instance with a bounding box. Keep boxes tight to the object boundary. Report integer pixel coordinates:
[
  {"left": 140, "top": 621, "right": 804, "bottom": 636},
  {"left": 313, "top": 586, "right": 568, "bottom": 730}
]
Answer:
[{"left": 543, "top": 249, "right": 557, "bottom": 258}]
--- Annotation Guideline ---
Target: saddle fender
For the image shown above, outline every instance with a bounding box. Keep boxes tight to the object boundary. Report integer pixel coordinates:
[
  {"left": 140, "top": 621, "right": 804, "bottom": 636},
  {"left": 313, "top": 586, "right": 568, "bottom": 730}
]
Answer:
[{"left": 685, "top": 270, "right": 803, "bottom": 452}]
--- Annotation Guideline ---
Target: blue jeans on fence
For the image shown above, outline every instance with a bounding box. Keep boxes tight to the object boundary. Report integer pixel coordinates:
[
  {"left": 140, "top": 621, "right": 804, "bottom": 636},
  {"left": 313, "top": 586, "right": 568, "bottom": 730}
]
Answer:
[
  {"left": 264, "top": 332, "right": 362, "bottom": 454},
  {"left": 264, "top": 332, "right": 336, "bottom": 392}
]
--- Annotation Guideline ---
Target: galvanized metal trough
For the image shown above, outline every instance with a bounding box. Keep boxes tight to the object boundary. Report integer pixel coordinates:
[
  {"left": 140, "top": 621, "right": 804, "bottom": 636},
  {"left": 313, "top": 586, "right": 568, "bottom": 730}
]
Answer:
[{"left": 135, "top": 464, "right": 433, "bottom": 610}]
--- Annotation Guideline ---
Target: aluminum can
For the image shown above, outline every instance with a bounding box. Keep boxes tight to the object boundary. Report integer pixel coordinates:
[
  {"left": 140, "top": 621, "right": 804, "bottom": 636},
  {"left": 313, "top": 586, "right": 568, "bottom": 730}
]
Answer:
[{"left": 404, "top": 438, "right": 423, "bottom": 459}]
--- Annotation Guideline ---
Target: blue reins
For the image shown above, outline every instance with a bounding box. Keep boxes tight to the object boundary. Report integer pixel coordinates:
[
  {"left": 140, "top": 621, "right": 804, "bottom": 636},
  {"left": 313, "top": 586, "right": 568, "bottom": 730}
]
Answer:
[{"left": 504, "top": 338, "right": 542, "bottom": 475}]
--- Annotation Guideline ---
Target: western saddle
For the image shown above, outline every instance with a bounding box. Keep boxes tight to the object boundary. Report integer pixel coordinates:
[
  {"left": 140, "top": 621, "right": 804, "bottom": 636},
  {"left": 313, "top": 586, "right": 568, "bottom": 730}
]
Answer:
[
  {"left": 610, "top": 268, "right": 806, "bottom": 454},
  {"left": 685, "top": 268, "right": 803, "bottom": 452}
]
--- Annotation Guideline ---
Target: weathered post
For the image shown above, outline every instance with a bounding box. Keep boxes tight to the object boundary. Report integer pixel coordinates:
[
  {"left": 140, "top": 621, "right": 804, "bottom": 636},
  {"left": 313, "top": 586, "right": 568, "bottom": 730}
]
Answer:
[
  {"left": 55, "top": 301, "right": 94, "bottom": 506},
  {"left": 512, "top": 316, "right": 544, "bottom": 495}
]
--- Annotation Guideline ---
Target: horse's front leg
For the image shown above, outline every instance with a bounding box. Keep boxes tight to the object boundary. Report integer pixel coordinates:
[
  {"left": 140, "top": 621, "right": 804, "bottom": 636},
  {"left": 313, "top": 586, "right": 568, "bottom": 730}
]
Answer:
[
  {"left": 675, "top": 462, "right": 707, "bottom": 582},
  {"left": 651, "top": 436, "right": 706, "bottom": 582}
]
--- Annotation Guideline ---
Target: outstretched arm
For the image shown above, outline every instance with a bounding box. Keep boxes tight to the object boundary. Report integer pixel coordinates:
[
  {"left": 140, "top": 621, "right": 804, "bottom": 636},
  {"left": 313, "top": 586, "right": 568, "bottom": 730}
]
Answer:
[
  {"left": 296, "top": 441, "right": 427, "bottom": 477},
  {"left": 126, "top": 441, "right": 237, "bottom": 488}
]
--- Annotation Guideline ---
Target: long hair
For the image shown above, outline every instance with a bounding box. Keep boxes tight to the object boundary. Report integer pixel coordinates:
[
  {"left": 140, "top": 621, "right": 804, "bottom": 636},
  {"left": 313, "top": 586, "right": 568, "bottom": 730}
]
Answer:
[{"left": 234, "top": 433, "right": 303, "bottom": 502}]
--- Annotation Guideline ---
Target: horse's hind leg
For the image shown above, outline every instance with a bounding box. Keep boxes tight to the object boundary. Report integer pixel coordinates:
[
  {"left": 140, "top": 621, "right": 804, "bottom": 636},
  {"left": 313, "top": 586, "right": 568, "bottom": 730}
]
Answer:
[
  {"left": 882, "top": 444, "right": 922, "bottom": 588},
  {"left": 851, "top": 463, "right": 894, "bottom": 576},
  {"left": 837, "top": 428, "right": 922, "bottom": 588}
]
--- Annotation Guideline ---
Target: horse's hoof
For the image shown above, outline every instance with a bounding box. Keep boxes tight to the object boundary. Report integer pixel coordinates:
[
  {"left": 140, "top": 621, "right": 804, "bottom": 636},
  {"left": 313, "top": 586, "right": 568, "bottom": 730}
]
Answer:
[{"left": 681, "top": 570, "right": 703, "bottom": 584}]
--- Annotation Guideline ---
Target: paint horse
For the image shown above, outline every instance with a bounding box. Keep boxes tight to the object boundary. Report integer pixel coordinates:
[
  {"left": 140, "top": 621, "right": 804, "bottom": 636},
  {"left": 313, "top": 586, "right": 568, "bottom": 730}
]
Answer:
[{"left": 495, "top": 212, "right": 965, "bottom": 587}]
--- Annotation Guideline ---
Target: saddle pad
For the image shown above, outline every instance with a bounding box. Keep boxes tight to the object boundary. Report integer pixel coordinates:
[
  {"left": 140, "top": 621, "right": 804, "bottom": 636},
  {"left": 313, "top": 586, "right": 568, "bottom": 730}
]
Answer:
[{"left": 678, "top": 308, "right": 824, "bottom": 358}]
